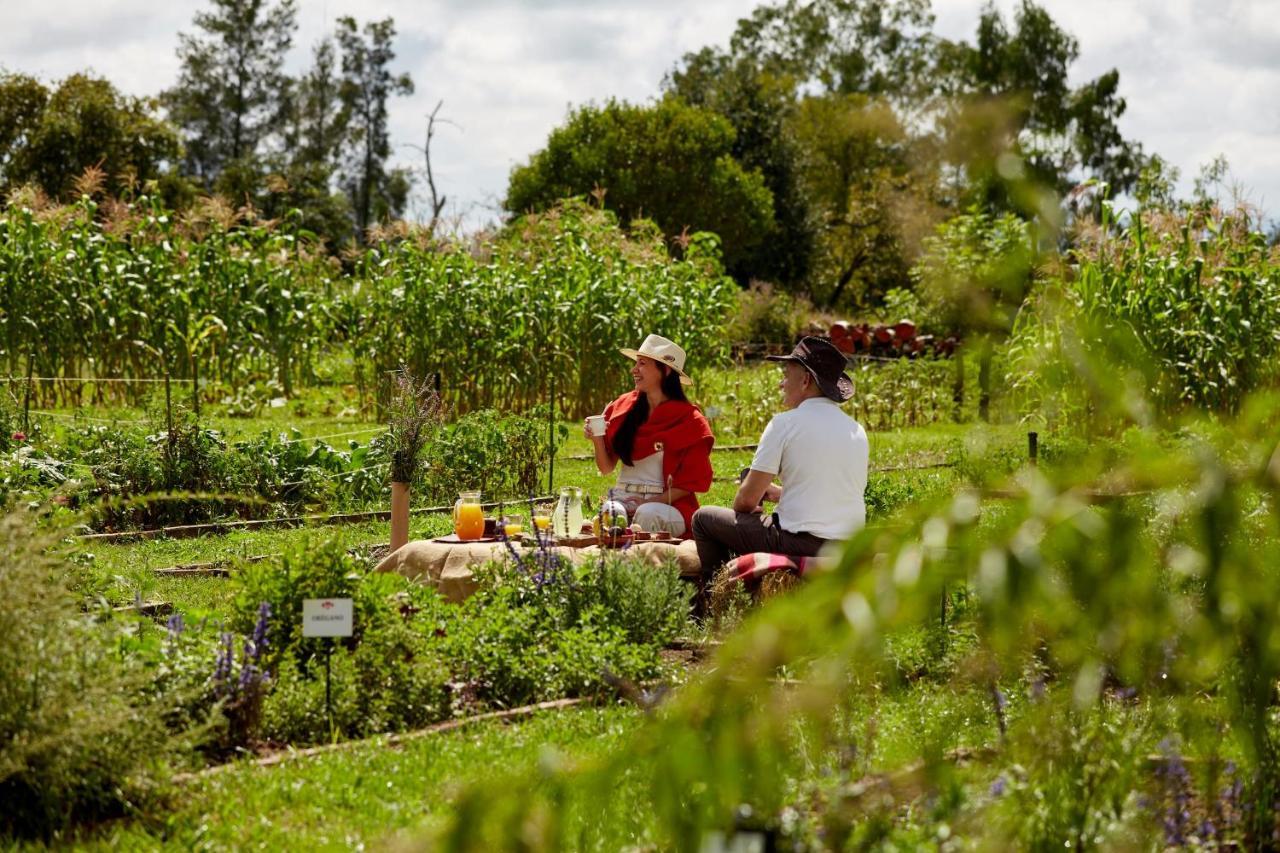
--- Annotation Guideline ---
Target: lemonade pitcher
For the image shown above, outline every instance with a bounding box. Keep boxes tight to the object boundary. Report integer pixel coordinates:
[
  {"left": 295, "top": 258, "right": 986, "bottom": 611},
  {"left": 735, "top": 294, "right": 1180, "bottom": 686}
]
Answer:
[
  {"left": 453, "top": 490, "right": 485, "bottom": 540},
  {"left": 552, "top": 486, "right": 584, "bottom": 538}
]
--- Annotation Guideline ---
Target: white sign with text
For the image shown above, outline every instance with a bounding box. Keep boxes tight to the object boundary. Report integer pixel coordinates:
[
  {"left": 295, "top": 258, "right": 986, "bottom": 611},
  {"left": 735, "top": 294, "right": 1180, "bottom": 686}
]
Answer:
[{"left": 302, "top": 598, "right": 354, "bottom": 638}]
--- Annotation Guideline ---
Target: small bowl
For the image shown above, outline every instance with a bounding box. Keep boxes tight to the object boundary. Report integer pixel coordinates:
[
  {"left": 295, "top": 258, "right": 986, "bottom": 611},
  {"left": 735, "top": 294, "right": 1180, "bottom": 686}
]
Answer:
[{"left": 599, "top": 531, "right": 634, "bottom": 550}]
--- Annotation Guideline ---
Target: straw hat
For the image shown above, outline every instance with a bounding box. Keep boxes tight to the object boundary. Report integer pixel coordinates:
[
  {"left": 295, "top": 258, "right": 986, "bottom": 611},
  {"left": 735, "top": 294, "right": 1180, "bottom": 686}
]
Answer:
[{"left": 620, "top": 333, "right": 693, "bottom": 386}]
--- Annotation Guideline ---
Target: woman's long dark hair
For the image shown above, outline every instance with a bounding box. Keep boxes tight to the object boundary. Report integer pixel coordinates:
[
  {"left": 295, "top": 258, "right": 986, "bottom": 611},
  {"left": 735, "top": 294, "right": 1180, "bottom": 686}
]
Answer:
[{"left": 612, "top": 366, "right": 688, "bottom": 466}]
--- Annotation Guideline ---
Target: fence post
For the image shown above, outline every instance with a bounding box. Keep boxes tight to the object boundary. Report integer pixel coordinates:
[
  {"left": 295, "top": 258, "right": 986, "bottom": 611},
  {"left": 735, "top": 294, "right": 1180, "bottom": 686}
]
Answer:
[
  {"left": 22, "top": 354, "right": 34, "bottom": 433},
  {"left": 1028, "top": 431, "right": 1038, "bottom": 467},
  {"left": 547, "top": 363, "right": 555, "bottom": 494}
]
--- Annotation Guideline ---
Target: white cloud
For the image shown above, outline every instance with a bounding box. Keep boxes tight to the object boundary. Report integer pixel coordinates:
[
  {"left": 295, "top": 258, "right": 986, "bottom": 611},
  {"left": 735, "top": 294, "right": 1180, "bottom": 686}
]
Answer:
[{"left": 3, "top": 0, "right": 1278, "bottom": 228}]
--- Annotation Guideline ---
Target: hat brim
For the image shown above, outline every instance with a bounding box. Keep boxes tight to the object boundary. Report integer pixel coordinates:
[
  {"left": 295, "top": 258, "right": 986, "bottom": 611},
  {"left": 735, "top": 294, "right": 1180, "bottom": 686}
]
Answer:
[
  {"left": 765, "top": 354, "right": 854, "bottom": 403},
  {"left": 620, "top": 347, "right": 693, "bottom": 385}
]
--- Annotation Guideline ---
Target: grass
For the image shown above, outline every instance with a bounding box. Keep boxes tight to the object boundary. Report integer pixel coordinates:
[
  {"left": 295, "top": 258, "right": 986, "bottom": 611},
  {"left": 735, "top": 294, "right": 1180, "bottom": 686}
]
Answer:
[{"left": 67, "top": 705, "right": 647, "bottom": 851}]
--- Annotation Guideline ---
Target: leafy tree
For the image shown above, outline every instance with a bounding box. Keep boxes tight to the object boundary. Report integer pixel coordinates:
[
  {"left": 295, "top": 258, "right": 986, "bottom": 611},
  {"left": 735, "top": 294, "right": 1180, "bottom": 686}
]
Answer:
[
  {"left": 912, "top": 207, "right": 1036, "bottom": 420},
  {"left": 267, "top": 37, "right": 353, "bottom": 245},
  {"left": 666, "top": 50, "right": 814, "bottom": 286},
  {"left": 0, "top": 72, "right": 181, "bottom": 199},
  {"left": 506, "top": 97, "right": 775, "bottom": 277},
  {"left": 936, "top": 0, "right": 1146, "bottom": 209},
  {"left": 790, "top": 93, "right": 935, "bottom": 308},
  {"left": 336, "top": 16, "right": 414, "bottom": 239},
  {"left": 164, "top": 0, "right": 298, "bottom": 195},
  {"left": 0, "top": 73, "right": 48, "bottom": 185}
]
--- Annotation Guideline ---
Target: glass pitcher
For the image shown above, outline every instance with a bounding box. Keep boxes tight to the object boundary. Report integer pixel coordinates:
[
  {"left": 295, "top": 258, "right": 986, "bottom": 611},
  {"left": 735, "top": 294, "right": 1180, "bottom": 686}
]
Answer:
[
  {"left": 552, "top": 486, "right": 584, "bottom": 538},
  {"left": 453, "top": 490, "right": 485, "bottom": 540}
]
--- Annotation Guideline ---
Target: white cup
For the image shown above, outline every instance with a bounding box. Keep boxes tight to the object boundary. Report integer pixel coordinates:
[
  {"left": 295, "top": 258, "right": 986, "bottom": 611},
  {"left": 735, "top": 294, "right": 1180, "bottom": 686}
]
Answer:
[{"left": 587, "top": 414, "right": 607, "bottom": 436}]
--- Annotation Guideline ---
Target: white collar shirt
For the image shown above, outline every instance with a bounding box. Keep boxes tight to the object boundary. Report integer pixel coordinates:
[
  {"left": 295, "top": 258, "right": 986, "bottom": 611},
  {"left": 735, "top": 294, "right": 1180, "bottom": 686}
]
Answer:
[{"left": 749, "top": 397, "right": 869, "bottom": 540}]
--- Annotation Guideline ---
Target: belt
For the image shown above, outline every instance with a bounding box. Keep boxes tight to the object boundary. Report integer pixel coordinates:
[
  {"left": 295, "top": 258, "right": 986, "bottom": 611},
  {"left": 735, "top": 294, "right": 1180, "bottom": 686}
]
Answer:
[
  {"left": 617, "top": 483, "right": 666, "bottom": 495},
  {"left": 770, "top": 512, "right": 827, "bottom": 542}
]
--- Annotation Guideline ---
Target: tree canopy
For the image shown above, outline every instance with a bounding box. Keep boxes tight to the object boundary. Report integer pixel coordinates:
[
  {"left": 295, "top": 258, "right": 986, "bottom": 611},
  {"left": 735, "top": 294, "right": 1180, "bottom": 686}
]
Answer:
[
  {"left": 506, "top": 97, "right": 776, "bottom": 277},
  {"left": 0, "top": 72, "right": 181, "bottom": 199}
]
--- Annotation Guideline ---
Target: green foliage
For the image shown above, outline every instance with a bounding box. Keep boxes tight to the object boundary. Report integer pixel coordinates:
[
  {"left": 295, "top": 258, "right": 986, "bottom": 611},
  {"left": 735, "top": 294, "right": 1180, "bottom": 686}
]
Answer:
[
  {"left": 229, "top": 536, "right": 394, "bottom": 664},
  {"left": 163, "top": 0, "right": 298, "bottom": 189},
  {"left": 335, "top": 15, "right": 415, "bottom": 237},
  {"left": 421, "top": 407, "right": 562, "bottom": 503},
  {"left": 506, "top": 97, "right": 776, "bottom": 277},
  {"left": 912, "top": 207, "right": 1036, "bottom": 335},
  {"left": 0, "top": 512, "right": 181, "bottom": 838},
  {"left": 0, "top": 194, "right": 734, "bottom": 420},
  {"left": 353, "top": 200, "right": 737, "bottom": 417},
  {"left": 725, "top": 281, "right": 814, "bottom": 345},
  {"left": 0, "top": 72, "right": 182, "bottom": 199},
  {"left": 1008, "top": 204, "right": 1280, "bottom": 419}
]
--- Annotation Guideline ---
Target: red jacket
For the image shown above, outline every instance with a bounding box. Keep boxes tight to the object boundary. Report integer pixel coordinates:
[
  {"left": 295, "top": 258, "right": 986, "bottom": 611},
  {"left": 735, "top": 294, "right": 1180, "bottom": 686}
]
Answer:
[{"left": 603, "top": 391, "right": 715, "bottom": 536}]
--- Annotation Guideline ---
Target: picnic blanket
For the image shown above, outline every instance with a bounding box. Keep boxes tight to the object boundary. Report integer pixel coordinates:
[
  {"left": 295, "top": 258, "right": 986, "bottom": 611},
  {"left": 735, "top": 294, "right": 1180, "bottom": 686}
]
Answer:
[
  {"left": 729, "top": 551, "right": 828, "bottom": 587},
  {"left": 375, "top": 538, "right": 703, "bottom": 603}
]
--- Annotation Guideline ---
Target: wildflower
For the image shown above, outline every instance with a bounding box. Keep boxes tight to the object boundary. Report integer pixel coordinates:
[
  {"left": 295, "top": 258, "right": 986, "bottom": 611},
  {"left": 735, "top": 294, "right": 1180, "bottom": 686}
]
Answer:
[
  {"left": 213, "top": 631, "right": 235, "bottom": 684},
  {"left": 1156, "top": 737, "right": 1193, "bottom": 846},
  {"left": 250, "top": 601, "right": 270, "bottom": 661},
  {"left": 165, "top": 612, "right": 185, "bottom": 641},
  {"left": 989, "top": 775, "right": 1006, "bottom": 797},
  {"left": 11, "top": 431, "right": 25, "bottom": 442}
]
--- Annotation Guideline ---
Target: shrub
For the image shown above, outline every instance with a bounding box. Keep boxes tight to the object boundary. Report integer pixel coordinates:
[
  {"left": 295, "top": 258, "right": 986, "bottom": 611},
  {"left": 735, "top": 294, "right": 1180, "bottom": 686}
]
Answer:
[
  {"left": 0, "top": 512, "right": 181, "bottom": 838},
  {"left": 421, "top": 407, "right": 564, "bottom": 503},
  {"left": 229, "top": 536, "right": 401, "bottom": 667},
  {"left": 726, "top": 281, "right": 813, "bottom": 346}
]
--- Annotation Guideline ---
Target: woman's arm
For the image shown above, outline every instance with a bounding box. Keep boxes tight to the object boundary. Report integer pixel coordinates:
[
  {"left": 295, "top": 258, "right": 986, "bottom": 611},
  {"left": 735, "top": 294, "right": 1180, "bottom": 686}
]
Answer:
[{"left": 584, "top": 419, "right": 618, "bottom": 475}]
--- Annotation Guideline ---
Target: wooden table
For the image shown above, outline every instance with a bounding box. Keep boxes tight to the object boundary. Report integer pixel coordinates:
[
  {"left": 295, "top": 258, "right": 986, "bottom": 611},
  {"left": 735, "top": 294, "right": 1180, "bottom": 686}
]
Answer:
[{"left": 374, "top": 537, "right": 702, "bottom": 602}]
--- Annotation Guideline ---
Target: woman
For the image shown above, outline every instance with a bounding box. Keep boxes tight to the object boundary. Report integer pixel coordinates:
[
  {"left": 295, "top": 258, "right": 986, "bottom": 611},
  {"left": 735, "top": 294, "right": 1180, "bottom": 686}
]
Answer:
[{"left": 584, "top": 333, "right": 715, "bottom": 537}]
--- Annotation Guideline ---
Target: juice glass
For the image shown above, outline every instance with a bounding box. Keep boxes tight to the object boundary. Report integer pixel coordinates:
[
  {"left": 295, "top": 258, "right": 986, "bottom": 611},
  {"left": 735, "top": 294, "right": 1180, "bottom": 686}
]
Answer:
[
  {"left": 453, "top": 491, "right": 486, "bottom": 540},
  {"left": 502, "top": 515, "right": 525, "bottom": 537},
  {"left": 532, "top": 505, "right": 552, "bottom": 535}
]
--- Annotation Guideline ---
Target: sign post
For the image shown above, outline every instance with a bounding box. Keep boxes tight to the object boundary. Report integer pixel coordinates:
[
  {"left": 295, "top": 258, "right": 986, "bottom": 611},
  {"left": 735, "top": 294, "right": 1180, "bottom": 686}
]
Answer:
[{"left": 302, "top": 598, "right": 354, "bottom": 734}]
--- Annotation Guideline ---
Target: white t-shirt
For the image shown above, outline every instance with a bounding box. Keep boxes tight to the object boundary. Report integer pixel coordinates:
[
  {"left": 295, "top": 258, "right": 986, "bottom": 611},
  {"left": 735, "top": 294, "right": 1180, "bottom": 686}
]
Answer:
[{"left": 750, "top": 397, "right": 868, "bottom": 540}]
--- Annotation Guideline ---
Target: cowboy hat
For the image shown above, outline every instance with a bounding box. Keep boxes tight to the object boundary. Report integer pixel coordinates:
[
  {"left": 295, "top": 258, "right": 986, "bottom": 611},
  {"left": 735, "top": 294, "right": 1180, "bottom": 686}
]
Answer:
[
  {"left": 765, "top": 336, "right": 854, "bottom": 402},
  {"left": 620, "top": 333, "right": 693, "bottom": 386}
]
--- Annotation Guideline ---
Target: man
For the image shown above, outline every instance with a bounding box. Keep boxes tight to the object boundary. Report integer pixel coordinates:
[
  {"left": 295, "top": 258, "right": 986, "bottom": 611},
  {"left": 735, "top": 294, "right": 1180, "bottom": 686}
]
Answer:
[{"left": 692, "top": 336, "right": 869, "bottom": 577}]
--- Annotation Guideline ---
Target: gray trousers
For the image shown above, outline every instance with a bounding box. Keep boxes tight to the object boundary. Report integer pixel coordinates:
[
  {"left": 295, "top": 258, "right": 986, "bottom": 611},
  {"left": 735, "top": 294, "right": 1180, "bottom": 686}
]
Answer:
[{"left": 691, "top": 505, "right": 827, "bottom": 579}]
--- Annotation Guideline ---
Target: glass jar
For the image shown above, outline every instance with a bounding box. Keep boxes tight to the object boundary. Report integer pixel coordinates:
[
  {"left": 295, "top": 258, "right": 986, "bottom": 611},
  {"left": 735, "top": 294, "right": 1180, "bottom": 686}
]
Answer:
[{"left": 453, "top": 490, "right": 485, "bottom": 540}]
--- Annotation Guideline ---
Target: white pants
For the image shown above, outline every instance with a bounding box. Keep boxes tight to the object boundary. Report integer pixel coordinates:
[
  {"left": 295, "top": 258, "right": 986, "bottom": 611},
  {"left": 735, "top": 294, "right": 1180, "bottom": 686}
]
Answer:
[{"left": 632, "top": 502, "right": 686, "bottom": 536}]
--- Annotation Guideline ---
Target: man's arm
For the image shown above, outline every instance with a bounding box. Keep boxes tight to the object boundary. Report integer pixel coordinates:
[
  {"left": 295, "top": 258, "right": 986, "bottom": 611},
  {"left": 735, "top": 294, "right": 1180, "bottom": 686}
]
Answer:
[{"left": 733, "top": 469, "right": 775, "bottom": 514}]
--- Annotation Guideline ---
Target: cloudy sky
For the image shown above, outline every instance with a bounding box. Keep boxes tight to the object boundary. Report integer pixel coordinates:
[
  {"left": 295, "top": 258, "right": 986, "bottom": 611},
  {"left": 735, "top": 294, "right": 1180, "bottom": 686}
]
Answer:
[{"left": 4, "top": 0, "right": 1279, "bottom": 229}]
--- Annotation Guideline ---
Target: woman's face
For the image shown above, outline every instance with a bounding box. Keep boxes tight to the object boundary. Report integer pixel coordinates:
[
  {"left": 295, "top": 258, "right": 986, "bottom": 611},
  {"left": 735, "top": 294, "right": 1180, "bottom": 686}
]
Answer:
[{"left": 632, "top": 356, "right": 667, "bottom": 395}]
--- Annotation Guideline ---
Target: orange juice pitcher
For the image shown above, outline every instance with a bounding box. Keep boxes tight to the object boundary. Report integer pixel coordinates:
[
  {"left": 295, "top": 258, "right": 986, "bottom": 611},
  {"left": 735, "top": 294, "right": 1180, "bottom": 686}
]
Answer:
[{"left": 453, "top": 490, "right": 485, "bottom": 540}]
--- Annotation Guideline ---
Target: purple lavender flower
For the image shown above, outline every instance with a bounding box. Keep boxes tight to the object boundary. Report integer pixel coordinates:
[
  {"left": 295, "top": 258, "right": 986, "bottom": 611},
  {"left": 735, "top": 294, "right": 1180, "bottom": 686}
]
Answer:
[
  {"left": 1156, "top": 737, "right": 1192, "bottom": 846},
  {"left": 213, "top": 631, "right": 235, "bottom": 684},
  {"left": 990, "top": 775, "right": 1006, "bottom": 797},
  {"left": 250, "top": 601, "right": 270, "bottom": 661},
  {"left": 166, "top": 612, "right": 185, "bottom": 641}
]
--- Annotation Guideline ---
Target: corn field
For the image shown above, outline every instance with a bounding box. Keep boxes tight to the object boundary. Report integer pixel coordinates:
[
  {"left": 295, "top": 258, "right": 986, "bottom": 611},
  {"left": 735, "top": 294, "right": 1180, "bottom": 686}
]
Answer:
[{"left": 0, "top": 195, "right": 735, "bottom": 416}]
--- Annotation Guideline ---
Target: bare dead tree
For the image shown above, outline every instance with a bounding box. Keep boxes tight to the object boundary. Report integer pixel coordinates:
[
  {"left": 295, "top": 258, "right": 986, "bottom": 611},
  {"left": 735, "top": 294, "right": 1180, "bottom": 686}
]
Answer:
[{"left": 405, "top": 99, "right": 459, "bottom": 236}]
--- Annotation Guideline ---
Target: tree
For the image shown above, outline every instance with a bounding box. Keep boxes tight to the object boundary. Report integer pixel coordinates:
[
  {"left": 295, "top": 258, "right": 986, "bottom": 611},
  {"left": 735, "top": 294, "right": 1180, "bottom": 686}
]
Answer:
[
  {"left": 936, "top": 0, "right": 1146, "bottom": 210},
  {"left": 789, "top": 93, "right": 937, "bottom": 308},
  {"left": 666, "top": 49, "right": 815, "bottom": 286},
  {"left": 0, "top": 73, "right": 48, "bottom": 185},
  {"left": 506, "top": 97, "right": 775, "bottom": 277},
  {"left": 164, "top": 0, "right": 297, "bottom": 194},
  {"left": 266, "top": 36, "right": 353, "bottom": 245},
  {"left": 0, "top": 72, "right": 181, "bottom": 199},
  {"left": 336, "top": 16, "right": 414, "bottom": 239}
]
